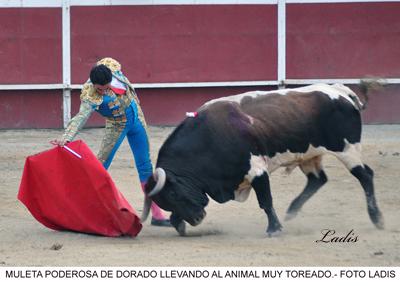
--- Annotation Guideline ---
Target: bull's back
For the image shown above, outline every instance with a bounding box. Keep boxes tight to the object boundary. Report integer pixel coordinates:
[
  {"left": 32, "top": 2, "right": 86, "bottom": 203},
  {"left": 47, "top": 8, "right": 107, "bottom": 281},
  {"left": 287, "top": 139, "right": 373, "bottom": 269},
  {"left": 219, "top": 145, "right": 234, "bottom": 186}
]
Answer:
[
  {"left": 244, "top": 91, "right": 362, "bottom": 156},
  {"left": 203, "top": 88, "right": 362, "bottom": 157}
]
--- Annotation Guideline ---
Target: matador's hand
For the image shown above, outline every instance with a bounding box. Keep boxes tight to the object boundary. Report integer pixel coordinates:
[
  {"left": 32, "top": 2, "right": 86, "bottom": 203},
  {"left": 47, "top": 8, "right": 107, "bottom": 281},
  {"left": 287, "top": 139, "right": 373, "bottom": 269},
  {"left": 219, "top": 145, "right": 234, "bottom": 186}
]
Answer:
[{"left": 50, "top": 138, "right": 70, "bottom": 147}]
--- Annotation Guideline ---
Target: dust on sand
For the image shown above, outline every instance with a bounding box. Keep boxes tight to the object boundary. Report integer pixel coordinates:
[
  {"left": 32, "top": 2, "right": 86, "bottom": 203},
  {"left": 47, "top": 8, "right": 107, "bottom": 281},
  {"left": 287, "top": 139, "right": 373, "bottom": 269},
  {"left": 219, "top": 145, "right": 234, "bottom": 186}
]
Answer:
[{"left": 0, "top": 125, "right": 399, "bottom": 266}]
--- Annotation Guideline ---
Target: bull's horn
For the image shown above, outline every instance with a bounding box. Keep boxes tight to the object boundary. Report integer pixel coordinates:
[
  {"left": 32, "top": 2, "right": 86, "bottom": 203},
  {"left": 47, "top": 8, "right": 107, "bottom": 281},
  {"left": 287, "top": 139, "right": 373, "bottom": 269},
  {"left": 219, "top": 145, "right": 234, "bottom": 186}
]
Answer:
[
  {"left": 141, "top": 196, "right": 152, "bottom": 222},
  {"left": 141, "top": 168, "right": 166, "bottom": 222},
  {"left": 148, "top": 168, "right": 166, "bottom": 197}
]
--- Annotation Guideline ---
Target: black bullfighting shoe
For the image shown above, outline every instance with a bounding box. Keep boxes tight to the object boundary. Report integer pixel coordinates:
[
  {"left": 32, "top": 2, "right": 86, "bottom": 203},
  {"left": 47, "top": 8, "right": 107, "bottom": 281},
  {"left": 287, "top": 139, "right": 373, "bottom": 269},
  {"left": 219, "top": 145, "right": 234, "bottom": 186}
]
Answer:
[{"left": 151, "top": 218, "right": 172, "bottom": 227}]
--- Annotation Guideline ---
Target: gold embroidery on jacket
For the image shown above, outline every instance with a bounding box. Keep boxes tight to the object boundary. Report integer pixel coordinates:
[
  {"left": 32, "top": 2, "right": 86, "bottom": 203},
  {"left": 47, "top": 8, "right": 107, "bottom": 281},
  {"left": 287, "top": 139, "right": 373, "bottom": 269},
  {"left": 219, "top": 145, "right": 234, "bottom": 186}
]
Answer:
[
  {"left": 62, "top": 57, "right": 149, "bottom": 147},
  {"left": 97, "top": 57, "right": 122, "bottom": 72},
  {"left": 61, "top": 101, "right": 95, "bottom": 142},
  {"left": 107, "top": 99, "right": 120, "bottom": 109}
]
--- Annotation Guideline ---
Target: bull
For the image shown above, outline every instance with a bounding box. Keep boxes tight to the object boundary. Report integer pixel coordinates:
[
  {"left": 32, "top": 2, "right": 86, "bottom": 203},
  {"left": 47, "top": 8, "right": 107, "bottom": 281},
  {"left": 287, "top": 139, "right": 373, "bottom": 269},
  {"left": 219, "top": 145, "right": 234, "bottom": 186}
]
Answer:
[{"left": 142, "top": 83, "right": 384, "bottom": 236}]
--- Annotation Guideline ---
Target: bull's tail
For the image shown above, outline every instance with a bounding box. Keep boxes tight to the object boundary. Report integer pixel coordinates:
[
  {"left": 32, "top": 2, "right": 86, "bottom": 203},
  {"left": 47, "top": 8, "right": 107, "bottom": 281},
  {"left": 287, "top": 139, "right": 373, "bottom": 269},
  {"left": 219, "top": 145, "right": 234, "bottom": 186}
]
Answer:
[{"left": 357, "top": 78, "right": 385, "bottom": 110}]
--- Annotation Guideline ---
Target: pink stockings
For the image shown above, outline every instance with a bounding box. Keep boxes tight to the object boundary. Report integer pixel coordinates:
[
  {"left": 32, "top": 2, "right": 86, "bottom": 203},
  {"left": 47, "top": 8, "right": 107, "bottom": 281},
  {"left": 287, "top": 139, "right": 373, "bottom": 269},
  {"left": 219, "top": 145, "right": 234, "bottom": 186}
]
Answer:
[{"left": 141, "top": 182, "right": 166, "bottom": 220}]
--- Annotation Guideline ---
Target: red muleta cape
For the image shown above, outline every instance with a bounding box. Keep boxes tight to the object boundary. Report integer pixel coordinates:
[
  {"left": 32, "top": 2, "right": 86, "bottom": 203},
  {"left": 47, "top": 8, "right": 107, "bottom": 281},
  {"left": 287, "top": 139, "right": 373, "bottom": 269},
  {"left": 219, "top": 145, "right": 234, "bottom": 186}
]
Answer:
[{"left": 18, "top": 140, "right": 142, "bottom": 237}]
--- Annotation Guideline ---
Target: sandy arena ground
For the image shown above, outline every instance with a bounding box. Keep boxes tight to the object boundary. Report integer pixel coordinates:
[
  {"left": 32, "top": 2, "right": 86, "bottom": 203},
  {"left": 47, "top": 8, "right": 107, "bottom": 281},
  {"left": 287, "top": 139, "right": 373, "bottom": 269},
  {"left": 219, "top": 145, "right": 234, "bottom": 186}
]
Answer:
[{"left": 0, "top": 125, "right": 399, "bottom": 266}]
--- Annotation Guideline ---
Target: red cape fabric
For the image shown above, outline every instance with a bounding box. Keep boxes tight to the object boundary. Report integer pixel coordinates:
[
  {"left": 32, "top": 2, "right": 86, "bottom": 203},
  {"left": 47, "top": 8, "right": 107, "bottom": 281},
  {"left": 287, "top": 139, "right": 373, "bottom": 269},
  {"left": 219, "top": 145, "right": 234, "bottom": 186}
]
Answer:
[{"left": 18, "top": 140, "right": 142, "bottom": 237}]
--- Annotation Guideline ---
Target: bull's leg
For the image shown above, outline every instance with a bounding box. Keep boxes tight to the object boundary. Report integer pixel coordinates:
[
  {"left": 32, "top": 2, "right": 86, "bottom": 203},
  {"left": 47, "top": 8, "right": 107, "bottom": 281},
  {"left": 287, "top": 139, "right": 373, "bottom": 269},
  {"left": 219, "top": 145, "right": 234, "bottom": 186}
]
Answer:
[
  {"left": 334, "top": 142, "right": 384, "bottom": 229},
  {"left": 170, "top": 212, "right": 186, "bottom": 236},
  {"left": 251, "top": 172, "right": 282, "bottom": 235},
  {"left": 350, "top": 164, "right": 384, "bottom": 229},
  {"left": 286, "top": 156, "right": 327, "bottom": 220}
]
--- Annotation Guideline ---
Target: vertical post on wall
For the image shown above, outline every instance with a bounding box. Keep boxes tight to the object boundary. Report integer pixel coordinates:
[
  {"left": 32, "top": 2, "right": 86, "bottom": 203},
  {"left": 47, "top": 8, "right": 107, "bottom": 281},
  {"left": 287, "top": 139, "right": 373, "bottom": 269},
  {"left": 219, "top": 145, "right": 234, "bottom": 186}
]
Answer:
[
  {"left": 277, "top": 0, "right": 286, "bottom": 88},
  {"left": 62, "top": 0, "right": 71, "bottom": 128}
]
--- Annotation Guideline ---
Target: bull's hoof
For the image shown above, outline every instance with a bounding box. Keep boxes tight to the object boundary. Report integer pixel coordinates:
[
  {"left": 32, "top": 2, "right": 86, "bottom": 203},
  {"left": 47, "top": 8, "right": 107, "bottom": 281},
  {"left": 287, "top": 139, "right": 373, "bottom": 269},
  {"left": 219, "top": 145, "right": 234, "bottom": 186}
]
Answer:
[
  {"left": 374, "top": 220, "right": 384, "bottom": 230},
  {"left": 369, "top": 209, "right": 384, "bottom": 230},
  {"left": 175, "top": 221, "right": 186, "bottom": 236},
  {"left": 267, "top": 229, "right": 282, "bottom": 237},
  {"left": 266, "top": 222, "right": 282, "bottom": 237}
]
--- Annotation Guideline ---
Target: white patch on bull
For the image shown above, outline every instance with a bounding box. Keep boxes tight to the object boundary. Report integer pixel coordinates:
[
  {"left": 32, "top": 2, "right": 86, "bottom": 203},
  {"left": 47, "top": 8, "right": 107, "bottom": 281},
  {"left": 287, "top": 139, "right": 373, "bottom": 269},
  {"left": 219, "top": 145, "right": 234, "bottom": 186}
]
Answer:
[
  {"left": 233, "top": 180, "right": 252, "bottom": 202},
  {"left": 203, "top": 90, "right": 270, "bottom": 107},
  {"left": 238, "top": 140, "right": 363, "bottom": 200},
  {"left": 244, "top": 140, "right": 362, "bottom": 181},
  {"left": 282, "top": 83, "right": 361, "bottom": 109},
  {"left": 334, "top": 139, "right": 363, "bottom": 170},
  {"left": 234, "top": 154, "right": 269, "bottom": 202},
  {"left": 245, "top": 154, "right": 269, "bottom": 182},
  {"left": 202, "top": 83, "right": 362, "bottom": 110},
  {"left": 299, "top": 156, "right": 323, "bottom": 177},
  {"left": 267, "top": 145, "right": 328, "bottom": 175}
]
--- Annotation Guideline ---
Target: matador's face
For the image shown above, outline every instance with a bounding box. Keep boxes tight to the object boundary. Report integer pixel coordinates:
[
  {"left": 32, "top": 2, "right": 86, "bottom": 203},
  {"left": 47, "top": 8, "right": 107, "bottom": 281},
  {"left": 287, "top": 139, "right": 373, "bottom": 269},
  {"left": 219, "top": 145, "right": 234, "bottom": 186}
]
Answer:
[{"left": 94, "top": 83, "right": 111, "bottom": 95}]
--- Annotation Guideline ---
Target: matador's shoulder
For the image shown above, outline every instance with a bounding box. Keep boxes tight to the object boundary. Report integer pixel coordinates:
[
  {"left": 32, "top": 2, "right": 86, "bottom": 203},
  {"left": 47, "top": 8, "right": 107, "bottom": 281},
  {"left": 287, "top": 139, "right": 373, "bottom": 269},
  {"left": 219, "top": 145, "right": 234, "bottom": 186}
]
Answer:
[
  {"left": 96, "top": 57, "right": 122, "bottom": 72},
  {"left": 80, "top": 82, "right": 102, "bottom": 105},
  {"left": 80, "top": 58, "right": 123, "bottom": 105}
]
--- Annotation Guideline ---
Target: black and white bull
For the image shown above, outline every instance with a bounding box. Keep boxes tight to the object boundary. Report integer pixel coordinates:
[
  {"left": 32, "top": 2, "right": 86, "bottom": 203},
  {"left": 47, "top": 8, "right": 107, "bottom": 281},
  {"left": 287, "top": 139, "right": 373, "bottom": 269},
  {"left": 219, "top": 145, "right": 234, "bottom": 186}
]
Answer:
[{"left": 142, "top": 83, "right": 384, "bottom": 236}]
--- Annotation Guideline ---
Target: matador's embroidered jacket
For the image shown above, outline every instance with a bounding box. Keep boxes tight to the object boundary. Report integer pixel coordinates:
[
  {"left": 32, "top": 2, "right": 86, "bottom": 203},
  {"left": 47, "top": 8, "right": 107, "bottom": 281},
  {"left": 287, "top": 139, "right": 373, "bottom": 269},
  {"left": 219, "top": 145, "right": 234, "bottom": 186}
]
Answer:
[
  {"left": 61, "top": 58, "right": 148, "bottom": 163},
  {"left": 62, "top": 58, "right": 147, "bottom": 140}
]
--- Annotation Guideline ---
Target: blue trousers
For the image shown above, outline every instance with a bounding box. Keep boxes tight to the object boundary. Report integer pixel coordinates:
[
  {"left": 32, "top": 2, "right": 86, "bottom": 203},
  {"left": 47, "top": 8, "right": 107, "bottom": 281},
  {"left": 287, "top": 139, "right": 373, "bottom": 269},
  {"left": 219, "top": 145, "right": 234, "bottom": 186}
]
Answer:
[{"left": 100, "top": 104, "right": 153, "bottom": 183}]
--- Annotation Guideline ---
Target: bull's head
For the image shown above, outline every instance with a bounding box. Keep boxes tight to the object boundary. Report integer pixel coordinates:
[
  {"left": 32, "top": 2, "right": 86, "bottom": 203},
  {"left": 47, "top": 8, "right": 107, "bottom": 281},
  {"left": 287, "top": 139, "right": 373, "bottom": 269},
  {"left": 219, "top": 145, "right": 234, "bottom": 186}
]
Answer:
[{"left": 141, "top": 168, "right": 208, "bottom": 232}]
